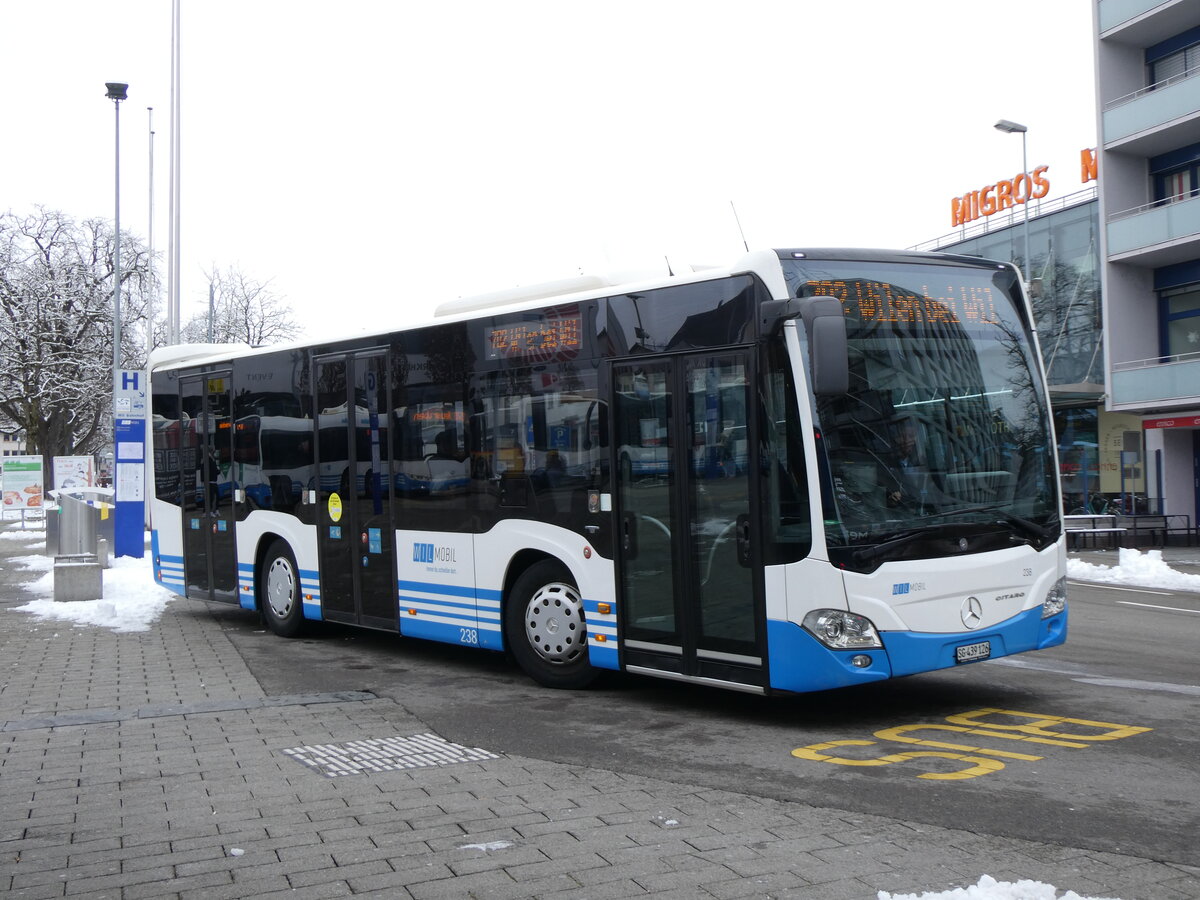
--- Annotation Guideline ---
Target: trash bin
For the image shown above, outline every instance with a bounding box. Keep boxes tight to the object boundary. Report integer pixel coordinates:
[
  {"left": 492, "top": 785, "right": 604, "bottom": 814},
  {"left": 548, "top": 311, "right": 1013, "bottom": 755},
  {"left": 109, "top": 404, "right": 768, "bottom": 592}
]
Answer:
[{"left": 46, "top": 488, "right": 114, "bottom": 562}]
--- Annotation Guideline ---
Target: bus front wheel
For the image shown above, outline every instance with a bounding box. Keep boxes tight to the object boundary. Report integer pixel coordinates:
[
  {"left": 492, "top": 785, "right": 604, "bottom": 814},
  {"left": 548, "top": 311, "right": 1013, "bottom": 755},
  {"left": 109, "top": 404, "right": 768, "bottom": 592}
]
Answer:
[
  {"left": 261, "top": 540, "right": 304, "bottom": 638},
  {"left": 505, "top": 560, "right": 597, "bottom": 689}
]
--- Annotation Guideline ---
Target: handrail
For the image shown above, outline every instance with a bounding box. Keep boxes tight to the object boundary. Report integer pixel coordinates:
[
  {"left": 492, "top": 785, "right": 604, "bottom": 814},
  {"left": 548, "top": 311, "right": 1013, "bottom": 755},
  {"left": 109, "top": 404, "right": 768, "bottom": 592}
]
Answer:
[
  {"left": 1112, "top": 350, "right": 1200, "bottom": 371},
  {"left": 1104, "top": 66, "right": 1200, "bottom": 111},
  {"left": 1108, "top": 190, "right": 1200, "bottom": 222}
]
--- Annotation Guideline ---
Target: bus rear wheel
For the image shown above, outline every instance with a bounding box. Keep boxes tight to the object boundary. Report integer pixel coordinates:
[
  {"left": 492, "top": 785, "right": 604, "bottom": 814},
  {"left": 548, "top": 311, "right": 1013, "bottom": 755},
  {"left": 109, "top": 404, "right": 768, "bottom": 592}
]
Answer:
[
  {"left": 505, "top": 560, "right": 597, "bottom": 689},
  {"left": 261, "top": 540, "right": 304, "bottom": 638}
]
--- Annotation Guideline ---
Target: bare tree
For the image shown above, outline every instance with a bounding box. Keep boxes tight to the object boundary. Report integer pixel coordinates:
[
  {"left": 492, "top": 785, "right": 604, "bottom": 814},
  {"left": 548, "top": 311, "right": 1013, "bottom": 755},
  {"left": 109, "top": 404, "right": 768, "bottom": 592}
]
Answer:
[
  {"left": 0, "top": 207, "right": 152, "bottom": 458},
  {"left": 180, "top": 265, "right": 300, "bottom": 346}
]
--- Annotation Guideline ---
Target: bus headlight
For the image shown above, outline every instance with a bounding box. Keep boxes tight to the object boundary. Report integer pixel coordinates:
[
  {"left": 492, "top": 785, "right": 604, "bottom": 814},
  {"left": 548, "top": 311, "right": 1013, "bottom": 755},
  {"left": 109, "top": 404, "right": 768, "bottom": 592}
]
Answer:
[
  {"left": 802, "top": 609, "right": 883, "bottom": 650},
  {"left": 1042, "top": 577, "right": 1067, "bottom": 619}
]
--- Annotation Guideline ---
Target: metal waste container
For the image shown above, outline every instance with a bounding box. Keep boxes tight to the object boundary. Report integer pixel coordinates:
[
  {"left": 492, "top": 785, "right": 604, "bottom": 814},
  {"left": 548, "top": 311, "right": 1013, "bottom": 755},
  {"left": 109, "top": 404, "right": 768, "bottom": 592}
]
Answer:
[{"left": 47, "top": 488, "right": 115, "bottom": 565}]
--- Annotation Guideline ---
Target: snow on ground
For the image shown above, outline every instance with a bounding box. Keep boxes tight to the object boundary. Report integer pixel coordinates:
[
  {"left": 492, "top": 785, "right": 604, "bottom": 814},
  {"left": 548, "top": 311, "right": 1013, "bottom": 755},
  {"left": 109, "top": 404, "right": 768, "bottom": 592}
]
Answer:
[
  {"left": 879, "top": 875, "right": 1117, "bottom": 899},
  {"left": 1067, "top": 547, "right": 1200, "bottom": 592},
  {"left": 3, "top": 530, "right": 176, "bottom": 633}
]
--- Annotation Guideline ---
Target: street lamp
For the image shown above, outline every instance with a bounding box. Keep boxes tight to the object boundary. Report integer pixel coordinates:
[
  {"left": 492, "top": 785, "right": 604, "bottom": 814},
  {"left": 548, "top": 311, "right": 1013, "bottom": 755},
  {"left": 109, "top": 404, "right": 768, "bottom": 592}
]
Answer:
[
  {"left": 994, "top": 118, "right": 1031, "bottom": 285},
  {"left": 105, "top": 82, "right": 128, "bottom": 377}
]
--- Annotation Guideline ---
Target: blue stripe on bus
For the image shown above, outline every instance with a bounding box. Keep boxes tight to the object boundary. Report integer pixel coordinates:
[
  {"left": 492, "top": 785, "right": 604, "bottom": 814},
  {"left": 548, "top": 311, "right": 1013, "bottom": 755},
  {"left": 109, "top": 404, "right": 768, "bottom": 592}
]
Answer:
[
  {"left": 397, "top": 591, "right": 479, "bottom": 614},
  {"left": 397, "top": 579, "right": 503, "bottom": 602},
  {"left": 151, "top": 533, "right": 187, "bottom": 597},
  {"left": 581, "top": 597, "right": 619, "bottom": 669}
]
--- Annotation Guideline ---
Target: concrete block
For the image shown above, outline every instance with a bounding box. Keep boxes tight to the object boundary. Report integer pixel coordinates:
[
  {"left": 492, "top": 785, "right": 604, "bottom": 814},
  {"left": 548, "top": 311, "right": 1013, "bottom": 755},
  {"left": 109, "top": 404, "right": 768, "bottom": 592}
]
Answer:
[{"left": 53, "top": 553, "right": 102, "bottom": 602}]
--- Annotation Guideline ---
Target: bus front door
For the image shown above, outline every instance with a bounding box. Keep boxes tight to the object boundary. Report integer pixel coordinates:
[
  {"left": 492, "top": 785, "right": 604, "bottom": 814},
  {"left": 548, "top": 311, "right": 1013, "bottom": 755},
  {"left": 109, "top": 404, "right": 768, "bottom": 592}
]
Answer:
[
  {"left": 314, "top": 352, "right": 396, "bottom": 629},
  {"left": 180, "top": 372, "right": 238, "bottom": 603},
  {"left": 612, "top": 352, "right": 766, "bottom": 690}
]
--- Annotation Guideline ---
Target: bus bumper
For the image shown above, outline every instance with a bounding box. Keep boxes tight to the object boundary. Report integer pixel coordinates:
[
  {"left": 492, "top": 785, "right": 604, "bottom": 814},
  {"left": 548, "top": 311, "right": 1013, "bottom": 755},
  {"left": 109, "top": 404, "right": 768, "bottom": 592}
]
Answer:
[{"left": 767, "top": 606, "right": 1067, "bottom": 693}]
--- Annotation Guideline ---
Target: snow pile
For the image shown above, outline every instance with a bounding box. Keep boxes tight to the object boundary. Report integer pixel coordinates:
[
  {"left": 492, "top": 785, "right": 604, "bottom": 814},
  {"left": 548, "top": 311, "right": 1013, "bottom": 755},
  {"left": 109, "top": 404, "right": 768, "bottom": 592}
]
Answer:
[
  {"left": 880, "top": 874, "right": 1118, "bottom": 899},
  {"left": 0, "top": 527, "right": 46, "bottom": 542},
  {"left": 7, "top": 545, "right": 176, "bottom": 633},
  {"left": 1067, "top": 548, "right": 1200, "bottom": 592}
]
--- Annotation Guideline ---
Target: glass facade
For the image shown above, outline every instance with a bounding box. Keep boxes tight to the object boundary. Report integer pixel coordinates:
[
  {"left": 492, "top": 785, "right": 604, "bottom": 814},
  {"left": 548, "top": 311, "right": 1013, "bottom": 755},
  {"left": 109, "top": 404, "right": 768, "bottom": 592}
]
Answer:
[
  {"left": 931, "top": 199, "right": 1105, "bottom": 511},
  {"left": 937, "top": 199, "right": 1102, "bottom": 390}
]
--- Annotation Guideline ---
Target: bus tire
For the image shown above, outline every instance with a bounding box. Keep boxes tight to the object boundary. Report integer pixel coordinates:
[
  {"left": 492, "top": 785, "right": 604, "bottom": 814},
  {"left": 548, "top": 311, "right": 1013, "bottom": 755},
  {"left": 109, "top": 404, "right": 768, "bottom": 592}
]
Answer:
[
  {"left": 505, "top": 559, "right": 597, "bottom": 689},
  {"left": 261, "top": 540, "right": 305, "bottom": 638}
]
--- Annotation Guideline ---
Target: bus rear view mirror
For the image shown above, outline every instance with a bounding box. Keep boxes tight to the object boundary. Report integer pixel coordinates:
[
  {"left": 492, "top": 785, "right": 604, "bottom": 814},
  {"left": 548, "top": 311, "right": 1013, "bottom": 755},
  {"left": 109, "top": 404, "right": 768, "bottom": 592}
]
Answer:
[{"left": 800, "top": 298, "right": 849, "bottom": 395}]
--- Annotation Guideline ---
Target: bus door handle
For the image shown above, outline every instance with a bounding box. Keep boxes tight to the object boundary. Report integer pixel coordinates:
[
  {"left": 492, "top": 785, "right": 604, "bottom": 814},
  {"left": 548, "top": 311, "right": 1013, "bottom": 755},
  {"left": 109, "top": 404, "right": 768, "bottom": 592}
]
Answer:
[
  {"left": 622, "top": 513, "right": 638, "bottom": 559},
  {"left": 735, "top": 513, "right": 751, "bottom": 567}
]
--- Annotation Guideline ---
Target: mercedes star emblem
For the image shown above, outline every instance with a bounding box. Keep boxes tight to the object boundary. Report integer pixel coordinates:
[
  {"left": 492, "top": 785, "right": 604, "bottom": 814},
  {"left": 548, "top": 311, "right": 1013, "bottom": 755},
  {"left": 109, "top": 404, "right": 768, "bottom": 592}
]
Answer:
[{"left": 961, "top": 596, "right": 984, "bottom": 629}]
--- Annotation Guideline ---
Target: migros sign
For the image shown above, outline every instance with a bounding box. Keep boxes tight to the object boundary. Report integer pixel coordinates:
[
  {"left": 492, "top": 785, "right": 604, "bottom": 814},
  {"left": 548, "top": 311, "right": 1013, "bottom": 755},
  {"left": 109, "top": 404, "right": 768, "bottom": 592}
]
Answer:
[
  {"left": 950, "top": 148, "right": 1098, "bottom": 228},
  {"left": 951, "top": 166, "right": 1050, "bottom": 227}
]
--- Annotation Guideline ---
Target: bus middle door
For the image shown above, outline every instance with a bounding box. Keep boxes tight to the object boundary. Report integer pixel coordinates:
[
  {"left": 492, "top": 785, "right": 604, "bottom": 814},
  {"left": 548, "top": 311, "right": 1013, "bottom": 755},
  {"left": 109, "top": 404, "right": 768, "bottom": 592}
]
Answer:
[{"left": 314, "top": 352, "right": 396, "bottom": 629}]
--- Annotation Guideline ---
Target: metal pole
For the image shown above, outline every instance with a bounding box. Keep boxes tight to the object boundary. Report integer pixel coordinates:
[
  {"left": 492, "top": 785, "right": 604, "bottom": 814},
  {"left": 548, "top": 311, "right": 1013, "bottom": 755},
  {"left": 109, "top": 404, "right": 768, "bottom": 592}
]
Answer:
[
  {"left": 112, "top": 96, "right": 122, "bottom": 375},
  {"left": 1021, "top": 130, "right": 1031, "bottom": 285},
  {"left": 207, "top": 280, "right": 214, "bottom": 342},
  {"left": 147, "top": 107, "right": 155, "bottom": 364},
  {"left": 168, "top": 0, "right": 181, "bottom": 345}
]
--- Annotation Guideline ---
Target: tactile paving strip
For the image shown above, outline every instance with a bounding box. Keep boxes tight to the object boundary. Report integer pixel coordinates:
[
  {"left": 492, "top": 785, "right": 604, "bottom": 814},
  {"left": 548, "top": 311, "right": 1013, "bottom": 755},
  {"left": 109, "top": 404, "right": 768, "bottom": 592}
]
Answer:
[{"left": 280, "top": 732, "right": 501, "bottom": 777}]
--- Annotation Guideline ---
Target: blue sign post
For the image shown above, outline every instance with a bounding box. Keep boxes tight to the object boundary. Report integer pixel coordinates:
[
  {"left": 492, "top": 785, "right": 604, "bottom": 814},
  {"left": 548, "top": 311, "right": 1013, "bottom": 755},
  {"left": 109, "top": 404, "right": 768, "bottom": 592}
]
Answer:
[{"left": 113, "top": 369, "right": 147, "bottom": 558}]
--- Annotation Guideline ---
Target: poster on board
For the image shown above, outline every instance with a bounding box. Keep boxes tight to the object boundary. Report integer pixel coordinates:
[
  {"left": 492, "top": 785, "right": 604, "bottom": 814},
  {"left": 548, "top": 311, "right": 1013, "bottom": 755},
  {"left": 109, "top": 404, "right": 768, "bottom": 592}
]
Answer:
[
  {"left": 2, "top": 455, "right": 44, "bottom": 516},
  {"left": 53, "top": 456, "right": 96, "bottom": 491}
]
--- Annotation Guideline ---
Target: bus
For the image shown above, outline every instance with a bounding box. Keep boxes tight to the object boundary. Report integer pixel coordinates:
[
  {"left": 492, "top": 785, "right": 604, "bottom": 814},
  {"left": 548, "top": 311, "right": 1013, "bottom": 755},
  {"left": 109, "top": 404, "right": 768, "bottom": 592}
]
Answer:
[{"left": 147, "top": 249, "right": 1067, "bottom": 694}]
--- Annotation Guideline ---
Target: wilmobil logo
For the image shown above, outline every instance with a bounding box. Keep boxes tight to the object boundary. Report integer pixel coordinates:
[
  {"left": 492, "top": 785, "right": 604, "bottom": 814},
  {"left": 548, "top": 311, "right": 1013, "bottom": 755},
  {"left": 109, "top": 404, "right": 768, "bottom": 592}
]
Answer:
[{"left": 413, "top": 542, "right": 456, "bottom": 564}]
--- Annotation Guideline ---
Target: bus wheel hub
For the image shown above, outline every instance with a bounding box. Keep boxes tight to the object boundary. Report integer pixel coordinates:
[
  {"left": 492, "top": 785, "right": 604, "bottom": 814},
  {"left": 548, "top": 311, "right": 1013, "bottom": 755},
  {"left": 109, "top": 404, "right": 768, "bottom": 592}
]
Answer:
[{"left": 524, "top": 581, "right": 585, "bottom": 665}]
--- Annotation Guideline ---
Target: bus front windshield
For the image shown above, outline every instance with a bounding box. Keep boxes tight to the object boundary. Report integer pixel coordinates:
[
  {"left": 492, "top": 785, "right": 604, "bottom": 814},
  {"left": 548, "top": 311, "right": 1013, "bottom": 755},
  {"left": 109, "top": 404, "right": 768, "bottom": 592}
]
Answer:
[{"left": 782, "top": 257, "right": 1060, "bottom": 569}]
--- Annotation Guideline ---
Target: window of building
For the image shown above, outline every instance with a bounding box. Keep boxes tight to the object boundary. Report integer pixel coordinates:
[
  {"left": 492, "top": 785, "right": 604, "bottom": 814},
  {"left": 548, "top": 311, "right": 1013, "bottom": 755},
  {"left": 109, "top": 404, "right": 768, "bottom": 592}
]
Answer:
[
  {"left": 1149, "top": 41, "right": 1200, "bottom": 86},
  {"left": 1154, "top": 163, "right": 1199, "bottom": 205},
  {"left": 1159, "top": 285, "right": 1200, "bottom": 358}
]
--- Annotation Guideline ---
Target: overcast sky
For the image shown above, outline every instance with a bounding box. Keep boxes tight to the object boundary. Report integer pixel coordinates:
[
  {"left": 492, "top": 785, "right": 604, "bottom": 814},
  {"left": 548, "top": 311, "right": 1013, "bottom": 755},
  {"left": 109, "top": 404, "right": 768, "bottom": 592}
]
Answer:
[{"left": 2, "top": 1, "right": 1097, "bottom": 341}]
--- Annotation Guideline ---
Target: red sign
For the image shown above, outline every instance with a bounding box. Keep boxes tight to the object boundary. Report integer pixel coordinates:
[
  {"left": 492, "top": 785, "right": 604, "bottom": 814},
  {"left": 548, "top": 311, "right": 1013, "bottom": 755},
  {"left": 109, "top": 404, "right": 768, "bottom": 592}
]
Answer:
[{"left": 1144, "top": 416, "right": 1200, "bottom": 429}]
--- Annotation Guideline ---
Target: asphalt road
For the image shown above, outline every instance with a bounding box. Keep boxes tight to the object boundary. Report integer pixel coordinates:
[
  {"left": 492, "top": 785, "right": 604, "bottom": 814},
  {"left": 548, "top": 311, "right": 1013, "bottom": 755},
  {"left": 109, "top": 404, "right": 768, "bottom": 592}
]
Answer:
[{"left": 219, "top": 575, "right": 1200, "bottom": 870}]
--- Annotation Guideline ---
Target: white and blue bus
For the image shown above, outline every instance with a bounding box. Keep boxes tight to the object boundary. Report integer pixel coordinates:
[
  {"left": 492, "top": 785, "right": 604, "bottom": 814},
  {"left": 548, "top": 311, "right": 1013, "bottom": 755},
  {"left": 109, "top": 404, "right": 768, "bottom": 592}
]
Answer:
[{"left": 148, "top": 249, "right": 1067, "bottom": 694}]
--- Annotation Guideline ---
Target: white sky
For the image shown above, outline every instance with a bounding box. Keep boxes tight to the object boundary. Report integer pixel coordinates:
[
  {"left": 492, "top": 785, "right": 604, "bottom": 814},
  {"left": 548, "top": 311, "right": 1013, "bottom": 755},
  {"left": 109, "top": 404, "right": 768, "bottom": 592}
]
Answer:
[{"left": 1, "top": 1, "right": 1098, "bottom": 341}]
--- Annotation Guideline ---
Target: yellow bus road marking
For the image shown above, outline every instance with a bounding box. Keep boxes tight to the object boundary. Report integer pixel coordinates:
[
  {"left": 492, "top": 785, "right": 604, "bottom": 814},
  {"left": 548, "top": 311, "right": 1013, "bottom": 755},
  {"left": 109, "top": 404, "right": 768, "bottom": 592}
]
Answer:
[
  {"left": 791, "top": 708, "right": 1152, "bottom": 781},
  {"left": 944, "top": 708, "right": 1152, "bottom": 742}
]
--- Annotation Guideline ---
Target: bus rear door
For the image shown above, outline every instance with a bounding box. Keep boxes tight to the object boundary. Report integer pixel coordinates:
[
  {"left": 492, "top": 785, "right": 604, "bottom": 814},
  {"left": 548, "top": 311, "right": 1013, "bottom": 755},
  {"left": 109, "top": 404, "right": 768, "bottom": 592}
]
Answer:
[
  {"left": 611, "top": 351, "right": 766, "bottom": 690},
  {"left": 179, "top": 372, "right": 238, "bottom": 603}
]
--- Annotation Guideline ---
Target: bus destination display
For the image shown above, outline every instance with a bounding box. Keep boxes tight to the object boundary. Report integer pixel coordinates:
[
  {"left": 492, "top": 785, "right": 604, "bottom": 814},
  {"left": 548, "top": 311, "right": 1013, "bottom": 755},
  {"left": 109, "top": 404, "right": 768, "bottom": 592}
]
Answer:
[
  {"left": 485, "top": 314, "right": 583, "bottom": 361},
  {"left": 806, "top": 278, "right": 1001, "bottom": 328}
]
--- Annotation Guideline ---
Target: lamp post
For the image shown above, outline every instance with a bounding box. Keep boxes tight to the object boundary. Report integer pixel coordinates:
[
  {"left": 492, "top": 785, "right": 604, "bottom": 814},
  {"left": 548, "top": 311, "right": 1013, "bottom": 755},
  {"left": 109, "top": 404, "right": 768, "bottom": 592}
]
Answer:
[
  {"left": 994, "top": 118, "right": 1031, "bottom": 285},
  {"left": 105, "top": 81, "right": 144, "bottom": 560},
  {"left": 105, "top": 82, "right": 128, "bottom": 375}
]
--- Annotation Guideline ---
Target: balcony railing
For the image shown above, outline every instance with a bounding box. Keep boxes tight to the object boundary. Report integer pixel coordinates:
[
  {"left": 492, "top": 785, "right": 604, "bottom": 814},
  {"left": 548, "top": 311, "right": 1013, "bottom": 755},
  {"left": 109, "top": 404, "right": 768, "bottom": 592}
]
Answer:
[
  {"left": 1105, "top": 66, "right": 1200, "bottom": 111},
  {"left": 1106, "top": 191, "right": 1200, "bottom": 256},
  {"left": 1110, "top": 353, "right": 1200, "bottom": 405},
  {"left": 1103, "top": 70, "right": 1200, "bottom": 148}
]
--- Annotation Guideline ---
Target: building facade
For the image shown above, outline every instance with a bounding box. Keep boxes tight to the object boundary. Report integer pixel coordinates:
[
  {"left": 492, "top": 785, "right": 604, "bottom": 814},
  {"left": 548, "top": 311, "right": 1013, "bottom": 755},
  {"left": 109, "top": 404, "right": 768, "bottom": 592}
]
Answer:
[
  {"left": 1096, "top": 0, "right": 1200, "bottom": 523},
  {"left": 1, "top": 424, "right": 27, "bottom": 459},
  {"left": 915, "top": 191, "right": 1124, "bottom": 513}
]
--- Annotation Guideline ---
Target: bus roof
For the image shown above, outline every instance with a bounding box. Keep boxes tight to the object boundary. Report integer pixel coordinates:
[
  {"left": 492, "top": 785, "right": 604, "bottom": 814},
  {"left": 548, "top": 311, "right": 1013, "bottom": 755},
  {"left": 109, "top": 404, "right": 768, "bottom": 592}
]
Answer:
[{"left": 146, "top": 248, "right": 1013, "bottom": 373}]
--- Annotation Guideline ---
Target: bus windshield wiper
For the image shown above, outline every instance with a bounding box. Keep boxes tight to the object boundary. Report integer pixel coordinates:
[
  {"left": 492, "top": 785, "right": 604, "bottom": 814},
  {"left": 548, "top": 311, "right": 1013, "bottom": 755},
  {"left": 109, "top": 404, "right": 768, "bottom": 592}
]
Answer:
[
  {"left": 851, "top": 524, "right": 948, "bottom": 564},
  {"left": 943, "top": 504, "right": 1051, "bottom": 542}
]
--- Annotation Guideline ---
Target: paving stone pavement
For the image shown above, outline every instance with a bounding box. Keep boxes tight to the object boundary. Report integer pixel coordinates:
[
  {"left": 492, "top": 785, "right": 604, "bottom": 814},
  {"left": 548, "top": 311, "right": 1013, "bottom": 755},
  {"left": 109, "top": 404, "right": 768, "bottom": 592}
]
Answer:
[{"left": 2, "top": 526, "right": 1198, "bottom": 900}]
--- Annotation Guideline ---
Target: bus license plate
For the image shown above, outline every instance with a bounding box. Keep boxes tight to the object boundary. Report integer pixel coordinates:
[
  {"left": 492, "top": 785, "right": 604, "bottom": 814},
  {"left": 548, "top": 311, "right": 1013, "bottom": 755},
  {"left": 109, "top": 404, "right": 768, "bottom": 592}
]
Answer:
[{"left": 955, "top": 641, "right": 991, "bottom": 663}]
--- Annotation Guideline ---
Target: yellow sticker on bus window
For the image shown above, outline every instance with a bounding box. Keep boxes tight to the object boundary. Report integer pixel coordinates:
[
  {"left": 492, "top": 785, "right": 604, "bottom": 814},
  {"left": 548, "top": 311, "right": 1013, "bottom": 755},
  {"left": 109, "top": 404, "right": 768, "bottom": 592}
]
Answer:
[{"left": 328, "top": 492, "right": 343, "bottom": 523}]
